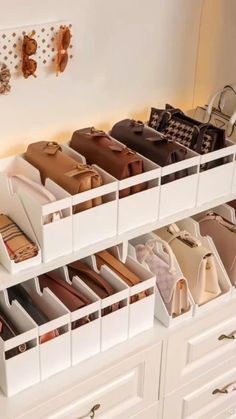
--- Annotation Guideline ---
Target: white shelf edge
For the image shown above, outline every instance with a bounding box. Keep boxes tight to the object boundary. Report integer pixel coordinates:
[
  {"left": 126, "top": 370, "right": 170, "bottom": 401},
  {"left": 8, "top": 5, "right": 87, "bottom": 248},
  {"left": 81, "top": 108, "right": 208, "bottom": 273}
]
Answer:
[{"left": 0, "top": 193, "right": 235, "bottom": 290}]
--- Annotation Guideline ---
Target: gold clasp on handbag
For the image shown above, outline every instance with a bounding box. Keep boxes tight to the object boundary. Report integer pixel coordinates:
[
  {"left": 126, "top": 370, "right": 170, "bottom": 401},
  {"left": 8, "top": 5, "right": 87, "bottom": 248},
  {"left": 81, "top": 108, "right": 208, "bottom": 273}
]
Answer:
[{"left": 44, "top": 142, "right": 61, "bottom": 155}]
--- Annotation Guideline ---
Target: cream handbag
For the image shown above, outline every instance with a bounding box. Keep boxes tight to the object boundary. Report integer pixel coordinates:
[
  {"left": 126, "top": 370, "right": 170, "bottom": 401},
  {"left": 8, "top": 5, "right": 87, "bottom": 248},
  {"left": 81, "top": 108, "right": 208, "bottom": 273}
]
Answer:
[
  {"left": 199, "top": 212, "right": 236, "bottom": 286},
  {"left": 157, "top": 224, "right": 221, "bottom": 305},
  {"left": 135, "top": 237, "right": 189, "bottom": 316}
]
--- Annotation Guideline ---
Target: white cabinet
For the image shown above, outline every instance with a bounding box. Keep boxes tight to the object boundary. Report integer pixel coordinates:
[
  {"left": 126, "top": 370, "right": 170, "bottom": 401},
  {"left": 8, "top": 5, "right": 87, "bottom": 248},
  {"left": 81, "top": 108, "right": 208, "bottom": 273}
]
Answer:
[{"left": 14, "top": 342, "right": 162, "bottom": 419}]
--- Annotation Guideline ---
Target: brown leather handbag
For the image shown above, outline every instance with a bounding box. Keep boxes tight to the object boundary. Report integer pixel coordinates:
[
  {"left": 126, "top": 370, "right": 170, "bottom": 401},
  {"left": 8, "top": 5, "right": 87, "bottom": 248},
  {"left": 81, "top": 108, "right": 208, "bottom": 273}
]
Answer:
[
  {"left": 0, "top": 310, "right": 27, "bottom": 359},
  {"left": 95, "top": 250, "right": 147, "bottom": 303},
  {"left": 26, "top": 141, "right": 103, "bottom": 213},
  {"left": 110, "top": 119, "right": 188, "bottom": 183},
  {"left": 39, "top": 272, "right": 92, "bottom": 328},
  {"left": 70, "top": 128, "right": 147, "bottom": 198},
  {"left": 67, "top": 260, "right": 120, "bottom": 315}
]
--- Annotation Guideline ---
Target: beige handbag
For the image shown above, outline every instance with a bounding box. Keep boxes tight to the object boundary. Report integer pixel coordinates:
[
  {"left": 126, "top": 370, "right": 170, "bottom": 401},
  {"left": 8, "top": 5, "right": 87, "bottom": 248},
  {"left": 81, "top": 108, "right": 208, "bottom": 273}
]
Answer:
[
  {"left": 199, "top": 212, "right": 236, "bottom": 286},
  {"left": 157, "top": 223, "right": 221, "bottom": 305}
]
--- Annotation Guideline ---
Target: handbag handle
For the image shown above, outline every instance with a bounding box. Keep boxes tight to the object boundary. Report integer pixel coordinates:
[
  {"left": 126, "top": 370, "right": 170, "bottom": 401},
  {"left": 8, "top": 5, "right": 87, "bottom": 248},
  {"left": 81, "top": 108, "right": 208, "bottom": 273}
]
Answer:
[
  {"left": 199, "top": 212, "right": 236, "bottom": 232},
  {"left": 204, "top": 85, "right": 236, "bottom": 123},
  {"left": 167, "top": 223, "right": 202, "bottom": 248},
  {"left": 143, "top": 237, "right": 176, "bottom": 273}
]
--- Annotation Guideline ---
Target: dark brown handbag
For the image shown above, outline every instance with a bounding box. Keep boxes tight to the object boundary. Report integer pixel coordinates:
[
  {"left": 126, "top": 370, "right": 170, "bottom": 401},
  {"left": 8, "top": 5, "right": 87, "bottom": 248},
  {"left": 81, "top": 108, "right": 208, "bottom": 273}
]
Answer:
[
  {"left": 26, "top": 141, "right": 103, "bottom": 213},
  {"left": 67, "top": 260, "right": 120, "bottom": 315},
  {"left": 110, "top": 119, "right": 188, "bottom": 183},
  {"left": 0, "top": 310, "right": 27, "bottom": 359},
  {"left": 70, "top": 127, "right": 147, "bottom": 198}
]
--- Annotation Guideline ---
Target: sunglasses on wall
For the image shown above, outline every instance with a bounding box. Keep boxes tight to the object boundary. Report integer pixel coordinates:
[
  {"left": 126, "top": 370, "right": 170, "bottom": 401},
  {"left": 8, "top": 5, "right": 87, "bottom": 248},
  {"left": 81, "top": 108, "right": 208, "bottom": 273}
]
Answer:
[
  {"left": 56, "top": 25, "right": 71, "bottom": 75},
  {"left": 22, "top": 31, "right": 37, "bottom": 78}
]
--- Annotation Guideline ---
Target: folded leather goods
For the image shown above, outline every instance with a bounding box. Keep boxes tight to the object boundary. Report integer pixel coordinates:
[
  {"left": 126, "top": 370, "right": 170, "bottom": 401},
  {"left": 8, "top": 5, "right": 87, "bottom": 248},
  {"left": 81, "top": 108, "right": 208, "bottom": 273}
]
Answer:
[
  {"left": 70, "top": 127, "right": 147, "bottom": 198},
  {"left": 0, "top": 214, "right": 38, "bottom": 263},
  {"left": 157, "top": 223, "right": 221, "bottom": 305},
  {"left": 7, "top": 284, "right": 59, "bottom": 344},
  {"left": 199, "top": 212, "right": 236, "bottom": 286},
  {"left": 9, "top": 174, "right": 62, "bottom": 224},
  {"left": 135, "top": 239, "right": 189, "bottom": 317},
  {"left": 148, "top": 105, "right": 226, "bottom": 169},
  {"left": 95, "top": 250, "right": 147, "bottom": 303},
  {"left": 67, "top": 260, "right": 119, "bottom": 315},
  {"left": 26, "top": 141, "right": 103, "bottom": 213},
  {"left": 0, "top": 310, "right": 27, "bottom": 359},
  {"left": 39, "top": 271, "right": 92, "bottom": 328}
]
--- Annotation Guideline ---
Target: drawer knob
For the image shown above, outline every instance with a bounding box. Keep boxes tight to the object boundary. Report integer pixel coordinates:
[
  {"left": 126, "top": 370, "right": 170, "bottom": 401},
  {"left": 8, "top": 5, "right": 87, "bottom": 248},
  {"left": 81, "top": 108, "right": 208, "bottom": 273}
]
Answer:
[
  {"left": 77, "top": 404, "right": 101, "bottom": 419},
  {"left": 213, "top": 382, "right": 236, "bottom": 395},
  {"left": 218, "top": 333, "right": 236, "bottom": 340}
]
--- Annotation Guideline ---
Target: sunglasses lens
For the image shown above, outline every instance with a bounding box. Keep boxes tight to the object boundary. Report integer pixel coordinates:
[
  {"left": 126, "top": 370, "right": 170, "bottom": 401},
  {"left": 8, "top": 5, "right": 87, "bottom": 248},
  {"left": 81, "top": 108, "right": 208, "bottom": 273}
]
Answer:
[
  {"left": 59, "top": 52, "right": 68, "bottom": 72},
  {"left": 24, "top": 37, "right": 37, "bottom": 55},
  {"left": 62, "top": 29, "right": 71, "bottom": 50}
]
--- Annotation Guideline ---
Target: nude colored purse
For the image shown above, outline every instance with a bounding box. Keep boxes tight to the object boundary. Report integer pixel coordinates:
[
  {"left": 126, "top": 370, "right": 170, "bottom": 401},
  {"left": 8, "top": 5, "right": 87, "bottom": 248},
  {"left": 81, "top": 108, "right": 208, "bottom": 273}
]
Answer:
[
  {"left": 157, "top": 224, "right": 221, "bottom": 305},
  {"left": 135, "top": 238, "right": 189, "bottom": 316},
  {"left": 199, "top": 212, "right": 236, "bottom": 286}
]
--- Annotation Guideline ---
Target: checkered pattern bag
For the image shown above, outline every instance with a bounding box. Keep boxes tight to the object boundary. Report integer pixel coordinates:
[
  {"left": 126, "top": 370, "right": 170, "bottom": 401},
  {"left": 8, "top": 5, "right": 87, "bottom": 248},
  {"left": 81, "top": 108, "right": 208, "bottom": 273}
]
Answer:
[{"left": 149, "top": 106, "right": 225, "bottom": 156}]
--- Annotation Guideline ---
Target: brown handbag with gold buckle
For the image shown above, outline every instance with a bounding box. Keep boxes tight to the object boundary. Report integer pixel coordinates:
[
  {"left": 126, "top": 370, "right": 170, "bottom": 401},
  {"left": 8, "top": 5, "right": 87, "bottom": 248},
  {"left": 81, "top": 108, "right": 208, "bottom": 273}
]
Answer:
[
  {"left": 70, "top": 128, "right": 147, "bottom": 198},
  {"left": 26, "top": 141, "right": 103, "bottom": 213}
]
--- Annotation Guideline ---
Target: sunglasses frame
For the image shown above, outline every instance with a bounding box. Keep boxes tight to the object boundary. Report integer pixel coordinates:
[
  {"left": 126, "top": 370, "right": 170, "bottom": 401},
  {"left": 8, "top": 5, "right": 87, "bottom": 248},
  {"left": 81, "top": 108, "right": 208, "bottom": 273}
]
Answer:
[{"left": 56, "top": 25, "right": 71, "bottom": 75}]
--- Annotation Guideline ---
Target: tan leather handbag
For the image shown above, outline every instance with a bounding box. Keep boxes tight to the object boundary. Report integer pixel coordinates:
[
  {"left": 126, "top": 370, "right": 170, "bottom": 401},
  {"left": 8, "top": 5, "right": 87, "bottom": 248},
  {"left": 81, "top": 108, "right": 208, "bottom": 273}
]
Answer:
[
  {"left": 26, "top": 141, "right": 103, "bottom": 213},
  {"left": 70, "top": 128, "right": 147, "bottom": 198},
  {"left": 157, "top": 224, "right": 221, "bottom": 305}
]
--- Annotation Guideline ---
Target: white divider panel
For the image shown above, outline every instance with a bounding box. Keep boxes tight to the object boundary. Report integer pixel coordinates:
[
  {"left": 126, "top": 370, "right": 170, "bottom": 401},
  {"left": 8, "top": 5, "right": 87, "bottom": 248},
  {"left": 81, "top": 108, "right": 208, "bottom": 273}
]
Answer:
[
  {"left": 62, "top": 145, "right": 118, "bottom": 250},
  {"left": 128, "top": 233, "right": 193, "bottom": 328},
  {"left": 176, "top": 218, "right": 232, "bottom": 315},
  {"left": 197, "top": 141, "right": 236, "bottom": 205},
  {"left": 159, "top": 148, "right": 200, "bottom": 219},
  {"left": 22, "top": 279, "right": 71, "bottom": 380},
  {"left": 0, "top": 155, "right": 73, "bottom": 262},
  {"left": 0, "top": 291, "right": 39, "bottom": 396},
  {"left": 0, "top": 177, "right": 41, "bottom": 273}
]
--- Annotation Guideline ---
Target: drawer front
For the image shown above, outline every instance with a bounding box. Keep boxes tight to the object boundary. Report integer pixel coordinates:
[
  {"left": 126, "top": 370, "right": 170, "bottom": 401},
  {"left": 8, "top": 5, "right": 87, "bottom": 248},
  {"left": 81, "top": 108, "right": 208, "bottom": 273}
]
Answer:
[
  {"left": 19, "top": 343, "right": 162, "bottom": 419},
  {"left": 163, "top": 353, "right": 236, "bottom": 419},
  {"left": 165, "top": 299, "right": 236, "bottom": 393}
]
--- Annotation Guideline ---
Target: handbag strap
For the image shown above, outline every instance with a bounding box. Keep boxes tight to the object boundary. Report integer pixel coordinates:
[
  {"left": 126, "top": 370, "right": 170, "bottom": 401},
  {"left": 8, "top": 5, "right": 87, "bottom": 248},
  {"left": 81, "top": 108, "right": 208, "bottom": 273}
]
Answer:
[
  {"left": 143, "top": 238, "right": 176, "bottom": 273},
  {"left": 68, "top": 261, "right": 114, "bottom": 297},
  {"left": 205, "top": 85, "right": 236, "bottom": 122},
  {"left": 44, "top": 271, "right": 91, "bottom": 305},
  {"left": 64, "top": 163, "right": 100, "bottom": 178},
  {"left": 199, "top": 212, "right": 236, "bottom": 232},
  {"left": 167, "top": 223, "right": 202, "bottom": 248}
]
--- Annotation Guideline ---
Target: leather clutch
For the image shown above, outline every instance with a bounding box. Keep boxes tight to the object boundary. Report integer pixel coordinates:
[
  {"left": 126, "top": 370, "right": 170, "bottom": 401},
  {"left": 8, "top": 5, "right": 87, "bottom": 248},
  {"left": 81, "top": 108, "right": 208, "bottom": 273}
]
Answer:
[
  {"left": 199, "top": 212, "right": 236, "bottom": 286},
  {"left": 157, "top": 224, "right": 221, "bottom": 305},
  {"left": 0, "top": 310, "right": 27, "bottom": 359},
  {"left": 7, "top": 284, "right": 59, "bottom": 344},
  {"left": 110, "top": 119, "right": 188, "bottom": 183},
  {"left": 95, "top": 250, "right": 147, "bottom": 303},
  {"left": 70, "top": 127, "right": 147, "bottom": 198},
  {"left": 26, "top": 141, "right": 103, "bottom": 213},
  {"left": 135, "top": 238, "right": 189, "bottom": 316},
  {"left": 39, "top": 271, "right": 92, "bottom": 328},
  {"left": 67, "top": 260, "right": 119, "bottom": 315}
]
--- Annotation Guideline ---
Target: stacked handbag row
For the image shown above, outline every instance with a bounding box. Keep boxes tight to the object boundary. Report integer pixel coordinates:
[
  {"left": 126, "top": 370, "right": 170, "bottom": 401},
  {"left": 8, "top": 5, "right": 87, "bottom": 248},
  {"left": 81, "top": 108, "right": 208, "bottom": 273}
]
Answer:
[
  {"left": 0, "top": 247, "right": 155, "bottom": 396},
  {"left": 1, "top": 89, "right": 236, "bottom": 271}
]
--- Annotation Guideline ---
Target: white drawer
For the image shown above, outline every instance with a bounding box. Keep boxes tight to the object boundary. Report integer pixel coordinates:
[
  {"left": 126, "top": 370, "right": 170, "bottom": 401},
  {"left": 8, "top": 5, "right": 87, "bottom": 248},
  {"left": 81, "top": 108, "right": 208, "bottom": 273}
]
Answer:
[
  {"left": 163, "top": 353, "right": 236, "bottom": 419},
  {"left": 18, "top": 342, "right": 162, "bottom": 419},
  {"left": 165, "top": 299, "right": 236, "bottom": 393}
]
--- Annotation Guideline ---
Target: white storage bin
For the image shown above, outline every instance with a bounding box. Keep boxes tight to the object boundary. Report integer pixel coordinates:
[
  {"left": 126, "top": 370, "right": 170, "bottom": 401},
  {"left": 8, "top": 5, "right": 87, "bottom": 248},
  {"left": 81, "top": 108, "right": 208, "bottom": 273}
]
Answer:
[
  {"left": 75, "top": 257, "right": 129, "bottom": 351},
  {"left": 197, "top": 140, "right": 236, "bottom": 205},
  {"left": 21, "top": 278, "right": 71, "bottom": 380},
  {"left": 62, "top": 145, "right": 118, "bottom": 250},
  {"left": 128, "top": 233, "right": 193, "bottom": 328},
  {"left": 0, "top": 291, "right": 40, "bottom": 396},
  {"left": 117, "top": 156, "right": 160, "bottom": 234},
  {"left": 159, "top": 148, "right": 200, "bottom": 219},
  {"left": 176, "top": 218, "right": 232, "bottom": 316},
  {"left": 0, "top": 155, "right": 73, "bottom": 263},
  {"left": 0, "top": 177, "right": 41, "bottom": 273},
  {"left": 52, "top": 266, "right": 101, "bottom": 366},
  {"left": 106, "top": 245, "right": 156, "bottom": 337}
]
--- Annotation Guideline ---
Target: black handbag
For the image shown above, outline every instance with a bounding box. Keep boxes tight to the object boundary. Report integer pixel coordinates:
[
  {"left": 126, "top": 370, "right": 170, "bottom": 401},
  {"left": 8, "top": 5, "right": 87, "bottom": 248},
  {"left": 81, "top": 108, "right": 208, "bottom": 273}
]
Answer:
[
  {"left": 148, "top": 105, "right": 226, "bottom": 167},
  {"left": 110, "top": 119, "right": 188, "bottom": 183}
]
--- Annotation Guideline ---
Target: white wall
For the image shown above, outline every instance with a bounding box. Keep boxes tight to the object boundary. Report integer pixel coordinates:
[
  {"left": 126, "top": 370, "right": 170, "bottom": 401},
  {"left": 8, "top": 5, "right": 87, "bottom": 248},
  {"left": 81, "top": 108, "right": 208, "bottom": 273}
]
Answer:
[
  {"left": 0, "top": 0, "right": 202, "bottom": 157},
  {"left": 194, "top": 0, "right": 236, "bottom": 113}
]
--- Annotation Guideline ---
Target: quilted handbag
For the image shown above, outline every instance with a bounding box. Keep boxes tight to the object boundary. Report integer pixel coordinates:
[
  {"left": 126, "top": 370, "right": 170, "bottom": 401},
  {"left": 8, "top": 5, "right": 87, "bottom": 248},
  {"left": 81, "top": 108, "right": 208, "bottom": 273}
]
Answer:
[
  {"left": 148, "top": 105, "right": 226, "bottom": 168},
  {"left": 194, "top": 84, "right": 236, "bottom": 142},
  {"left": 0, "top": 310, "right": 27, "bottom": 359},
  {"left": 135, "top": 238, "right": 189, "bottom": 316},
  {"left": 199, "top": 212, "right": 236, "bottom": 286},
  {"left": 157, "top": 223, "right": 221, "bottom": 305},
  {"left": 70, "top": 127, "right": 147, "bottom": 198},
  {"left": 26, "top": 141, "right": 103, "bottom": 213}
]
